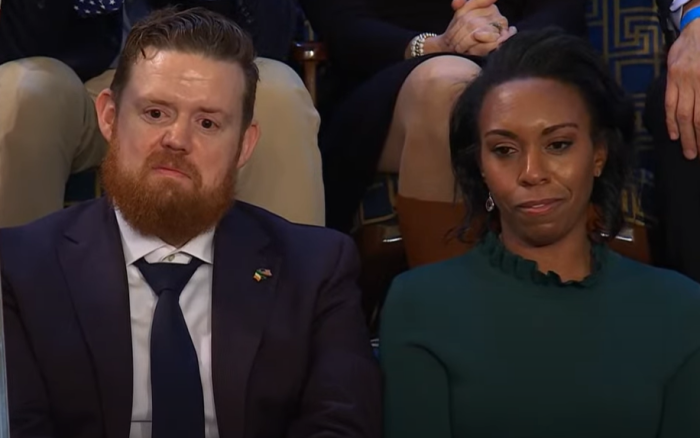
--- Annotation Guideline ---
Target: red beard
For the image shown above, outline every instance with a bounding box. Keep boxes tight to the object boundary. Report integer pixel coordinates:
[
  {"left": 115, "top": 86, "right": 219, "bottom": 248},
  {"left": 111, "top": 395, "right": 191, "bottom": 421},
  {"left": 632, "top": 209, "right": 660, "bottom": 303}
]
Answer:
[{"left": 101, "top": 136, "right": 236, "bottom": 246}]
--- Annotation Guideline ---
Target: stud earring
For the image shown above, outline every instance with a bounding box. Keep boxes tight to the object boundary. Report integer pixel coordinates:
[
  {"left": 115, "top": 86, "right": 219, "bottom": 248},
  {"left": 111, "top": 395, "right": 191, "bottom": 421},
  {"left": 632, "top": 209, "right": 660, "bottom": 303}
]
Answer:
[{"left": 485, "top": 193, "right": 495, "bottom": 212}]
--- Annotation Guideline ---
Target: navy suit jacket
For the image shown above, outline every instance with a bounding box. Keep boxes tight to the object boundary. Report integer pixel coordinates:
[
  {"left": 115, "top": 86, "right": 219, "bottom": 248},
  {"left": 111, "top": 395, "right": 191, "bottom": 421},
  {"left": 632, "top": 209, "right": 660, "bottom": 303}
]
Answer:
[
  {"left": 1, "top": 198, "right": 381, "bottom": 438},
  {"left": 0, "top": 0, "right": 298, "bottom": 82}
]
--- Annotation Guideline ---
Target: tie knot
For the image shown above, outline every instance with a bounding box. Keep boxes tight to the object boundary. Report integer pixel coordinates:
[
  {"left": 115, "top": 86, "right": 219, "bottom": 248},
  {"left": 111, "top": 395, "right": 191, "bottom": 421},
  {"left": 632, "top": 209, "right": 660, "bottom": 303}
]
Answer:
[{"left": 134, "top": 257, "right": 204, "bottom": 298}]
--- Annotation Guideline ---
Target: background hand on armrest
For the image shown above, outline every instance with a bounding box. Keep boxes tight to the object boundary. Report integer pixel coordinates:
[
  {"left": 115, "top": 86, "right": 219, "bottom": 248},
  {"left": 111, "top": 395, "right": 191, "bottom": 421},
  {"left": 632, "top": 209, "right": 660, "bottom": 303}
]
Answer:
[{"left": 666, "top": 1, "right": 700, "bottom": 159}]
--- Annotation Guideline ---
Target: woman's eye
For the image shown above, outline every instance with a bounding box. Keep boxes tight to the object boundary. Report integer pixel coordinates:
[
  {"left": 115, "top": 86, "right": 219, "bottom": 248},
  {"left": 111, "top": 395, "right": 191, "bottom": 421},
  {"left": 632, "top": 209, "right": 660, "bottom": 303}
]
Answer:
[
  {"left": 548, "top": 141, "right": 573, "bottom": 151},
  {"left": 493, "top": 146, "right": 516, "bottom": 156}
]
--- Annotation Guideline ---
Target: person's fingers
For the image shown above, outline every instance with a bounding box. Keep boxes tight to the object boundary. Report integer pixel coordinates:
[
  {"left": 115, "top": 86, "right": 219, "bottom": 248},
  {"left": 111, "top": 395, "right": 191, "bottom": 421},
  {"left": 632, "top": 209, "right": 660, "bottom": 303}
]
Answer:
[
  {"left": 490, "top": 16, "right": 509, "bottom": 32},
  {"left": 496, "top": 26, "right": 517, "bottom": 44},
  {"left": 472, "top": 28, "right": 501, "bottom": 44},
  {"left": 451, "top": 32, "right": 478, "bottom": 54},
  {"left": 446, "top": 10, "right": 501, "bottom": 45},
  {"left": 676, "top": 86, "right": 697, "bottom": 159},
  {"left": 447, "top": 18, "right": 480, "bottom": 51},
  {"left": 469, "top": 41, "right": 500, "bottom": 57},
  {"left": 451, "top": 22, "right": 499, "bottom": 53},
  {"left": 451, "top": 0, "right": 468, "bottom": 11},
  {"left": 454, "top": 0, "right": 498, "bottom": 13},
  {"left": 665, "top": 79, "right": 680, "bottom": 142}
]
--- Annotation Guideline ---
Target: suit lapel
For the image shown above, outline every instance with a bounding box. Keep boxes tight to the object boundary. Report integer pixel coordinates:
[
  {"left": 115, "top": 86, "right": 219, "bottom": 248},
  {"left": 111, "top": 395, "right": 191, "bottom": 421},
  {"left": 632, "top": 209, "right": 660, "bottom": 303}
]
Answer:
[
  {"left": 58, "top": 198, "right": 133, "bottom": 438},
  {"left": 211, "top": 204, "right": 281, "bottom": 438}
]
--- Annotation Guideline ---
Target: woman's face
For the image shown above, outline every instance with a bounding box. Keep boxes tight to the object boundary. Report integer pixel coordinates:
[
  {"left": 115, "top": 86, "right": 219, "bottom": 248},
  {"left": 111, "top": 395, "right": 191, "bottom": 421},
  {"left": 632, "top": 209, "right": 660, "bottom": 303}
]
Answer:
[{"left": 478, "top": 78, "right": 607, "bottom": 247}]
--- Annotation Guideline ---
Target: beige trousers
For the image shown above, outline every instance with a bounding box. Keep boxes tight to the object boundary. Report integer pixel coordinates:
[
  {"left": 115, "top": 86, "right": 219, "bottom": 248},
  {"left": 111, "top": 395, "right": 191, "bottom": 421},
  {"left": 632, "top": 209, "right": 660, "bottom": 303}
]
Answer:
[{"left": 0, "top": 56, "right": 324, "bottom": 227}]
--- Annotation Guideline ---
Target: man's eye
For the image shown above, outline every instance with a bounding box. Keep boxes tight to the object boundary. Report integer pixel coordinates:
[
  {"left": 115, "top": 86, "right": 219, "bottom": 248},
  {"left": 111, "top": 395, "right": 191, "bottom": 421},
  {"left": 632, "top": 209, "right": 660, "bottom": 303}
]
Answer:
[
  {"left": 201, "top": 119, "right": 216, "bottom": 129},
  {"left": 147, "top": 109, "right": 162, "bottom": 119}
]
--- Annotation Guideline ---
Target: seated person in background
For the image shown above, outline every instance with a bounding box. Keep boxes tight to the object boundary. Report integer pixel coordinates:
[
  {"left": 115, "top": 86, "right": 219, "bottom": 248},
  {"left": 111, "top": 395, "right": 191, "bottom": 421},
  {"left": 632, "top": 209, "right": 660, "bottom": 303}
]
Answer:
[
  {"left": 2, "top": 9, "right": 380, "bottom": 438},
  {"left": 381, "top": 29, "right": 700, "bottom": 438},
  {"left": 301, "top": 0, "right": 587, "bottom": 265},
  {"left": 0, "top": 0, "right": 324, "bottom": 228},
  {"left": 645, "top": 0, "right": 700, "bottom": 282}
]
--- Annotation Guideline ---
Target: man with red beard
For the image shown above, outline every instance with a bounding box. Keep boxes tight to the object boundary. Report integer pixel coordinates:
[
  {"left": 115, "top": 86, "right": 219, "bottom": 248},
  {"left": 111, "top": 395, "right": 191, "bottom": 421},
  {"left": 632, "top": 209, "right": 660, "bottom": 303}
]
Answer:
[{"left": 0, "top": 8, "right": 380, "bottom": 438}]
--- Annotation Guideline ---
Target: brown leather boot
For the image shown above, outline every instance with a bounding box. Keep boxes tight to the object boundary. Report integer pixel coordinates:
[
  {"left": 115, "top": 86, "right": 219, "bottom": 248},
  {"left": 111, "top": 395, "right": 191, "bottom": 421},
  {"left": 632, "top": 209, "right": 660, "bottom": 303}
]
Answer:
[{"left": 396, "top": 195, "right": 479, "bottom": 268}]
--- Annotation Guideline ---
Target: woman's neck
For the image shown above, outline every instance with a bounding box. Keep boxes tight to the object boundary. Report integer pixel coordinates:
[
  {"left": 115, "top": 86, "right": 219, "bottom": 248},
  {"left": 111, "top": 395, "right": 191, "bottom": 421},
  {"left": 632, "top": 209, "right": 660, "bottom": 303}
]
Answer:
[{"left": 500, "top": 227, "right": 593, "bottom": 282}]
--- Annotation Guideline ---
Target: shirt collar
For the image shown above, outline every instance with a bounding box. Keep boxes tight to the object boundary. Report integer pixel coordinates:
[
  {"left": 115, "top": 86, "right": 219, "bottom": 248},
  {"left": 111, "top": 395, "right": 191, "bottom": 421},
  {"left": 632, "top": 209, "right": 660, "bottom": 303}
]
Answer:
[{"left": 114, "top": 209, "right": 215, "bottom": 265}]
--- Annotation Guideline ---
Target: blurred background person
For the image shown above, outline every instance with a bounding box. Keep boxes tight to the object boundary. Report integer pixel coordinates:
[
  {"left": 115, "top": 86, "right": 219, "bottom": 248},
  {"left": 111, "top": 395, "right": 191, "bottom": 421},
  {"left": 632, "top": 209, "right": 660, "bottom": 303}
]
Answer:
[{"left": 646, "top": 0, "right": 700, "bottom": 281}]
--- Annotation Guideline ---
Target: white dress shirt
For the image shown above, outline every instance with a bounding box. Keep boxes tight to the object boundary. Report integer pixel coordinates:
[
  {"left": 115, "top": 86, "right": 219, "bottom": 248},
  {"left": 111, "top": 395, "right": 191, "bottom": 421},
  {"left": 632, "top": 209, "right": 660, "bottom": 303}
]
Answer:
[
  {"left": 671, "top": 0, "right": 694, "bottom": 30},
  {"left": 115, "top": 211, "right": 219, "bottom": 438}
]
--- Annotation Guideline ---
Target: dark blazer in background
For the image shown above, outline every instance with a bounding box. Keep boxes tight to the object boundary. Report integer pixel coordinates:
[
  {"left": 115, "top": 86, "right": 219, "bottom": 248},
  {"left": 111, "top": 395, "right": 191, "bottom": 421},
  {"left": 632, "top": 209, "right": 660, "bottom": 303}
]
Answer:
[
  {"left": 0, "top": 0, "right": 298, "bottom": 82},
  {"left": 1, "top": 198, "right": 381, "bottom": 438},
  {"left": 300, "top": 0, "right": 588, "bottom": 84}
]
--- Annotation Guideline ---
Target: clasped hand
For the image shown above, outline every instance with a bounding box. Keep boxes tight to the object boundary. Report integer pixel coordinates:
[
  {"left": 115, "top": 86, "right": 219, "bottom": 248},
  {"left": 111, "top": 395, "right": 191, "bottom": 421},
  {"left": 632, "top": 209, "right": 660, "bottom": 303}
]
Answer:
[
  {"left": 437, "top": 0, "right": 516, "bottom": 57},
  {"left": 666, "top": 19, "right": 700, "bottom": 159}
]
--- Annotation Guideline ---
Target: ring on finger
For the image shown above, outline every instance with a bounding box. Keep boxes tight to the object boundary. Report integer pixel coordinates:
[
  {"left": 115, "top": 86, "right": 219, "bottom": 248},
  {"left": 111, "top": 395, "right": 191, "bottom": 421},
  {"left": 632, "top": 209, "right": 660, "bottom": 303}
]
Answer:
[{"left": 490, "top": 22, "right": 504, "bottom": 33}]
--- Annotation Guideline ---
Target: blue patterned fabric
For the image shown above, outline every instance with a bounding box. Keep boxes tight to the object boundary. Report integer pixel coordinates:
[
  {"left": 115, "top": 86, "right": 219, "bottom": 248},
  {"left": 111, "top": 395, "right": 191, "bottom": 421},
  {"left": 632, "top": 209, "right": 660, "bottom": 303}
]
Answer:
[
  {"left": 75, "top": 0, "right": 123, "bottom": 17},
  {"left": 586, "top": 0, "right": 664, "bottom": 225}
]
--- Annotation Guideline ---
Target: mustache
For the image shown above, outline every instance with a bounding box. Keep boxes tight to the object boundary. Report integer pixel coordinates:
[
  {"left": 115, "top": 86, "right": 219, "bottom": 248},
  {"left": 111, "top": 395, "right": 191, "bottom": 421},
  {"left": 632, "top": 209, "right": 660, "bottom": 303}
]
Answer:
[{"left": 145, "top": 150, "right": 200, "bottom": 181}]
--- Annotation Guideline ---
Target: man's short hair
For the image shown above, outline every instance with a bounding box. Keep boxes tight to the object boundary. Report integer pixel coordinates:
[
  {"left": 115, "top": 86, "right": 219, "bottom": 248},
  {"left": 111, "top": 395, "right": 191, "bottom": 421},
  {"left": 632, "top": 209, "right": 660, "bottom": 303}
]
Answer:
[{"left": 111, "top": 7, "right": 259, "bottom": 128}]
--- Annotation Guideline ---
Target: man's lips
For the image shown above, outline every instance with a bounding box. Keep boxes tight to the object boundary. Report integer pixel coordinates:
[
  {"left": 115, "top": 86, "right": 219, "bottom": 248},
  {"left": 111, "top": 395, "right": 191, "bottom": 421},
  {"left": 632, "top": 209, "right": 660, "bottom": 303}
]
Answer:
[{"left": 152, "top": 165, "right": 190, "bottom": 179}]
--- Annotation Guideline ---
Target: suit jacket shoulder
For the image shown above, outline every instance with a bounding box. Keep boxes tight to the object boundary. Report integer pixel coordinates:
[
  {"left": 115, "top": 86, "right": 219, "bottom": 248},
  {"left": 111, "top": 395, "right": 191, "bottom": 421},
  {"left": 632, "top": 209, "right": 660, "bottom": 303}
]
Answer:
[
  {"left": 0, "top": 199, "right": 98, "bottom": 269},
  {"left": 232, "top": 201, "right": 360, "bottom": 271}
]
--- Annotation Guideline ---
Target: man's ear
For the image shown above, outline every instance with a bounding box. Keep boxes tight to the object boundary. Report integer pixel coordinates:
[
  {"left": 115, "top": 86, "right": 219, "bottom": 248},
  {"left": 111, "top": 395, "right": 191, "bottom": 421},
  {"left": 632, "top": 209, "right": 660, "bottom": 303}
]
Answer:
[
  {"left": 236, "top": 120, "right": 260, "bottom": 169},
  {"left": 95, "top": 89, "right": 118, "bottom": 141}
]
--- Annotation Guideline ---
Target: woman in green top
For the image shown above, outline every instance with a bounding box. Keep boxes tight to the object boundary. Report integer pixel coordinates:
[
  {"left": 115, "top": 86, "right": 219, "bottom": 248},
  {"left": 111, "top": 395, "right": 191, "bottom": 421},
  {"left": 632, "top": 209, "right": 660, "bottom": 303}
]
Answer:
[{"left": 381, "top": 28, "right": 700, "bottom": 438}]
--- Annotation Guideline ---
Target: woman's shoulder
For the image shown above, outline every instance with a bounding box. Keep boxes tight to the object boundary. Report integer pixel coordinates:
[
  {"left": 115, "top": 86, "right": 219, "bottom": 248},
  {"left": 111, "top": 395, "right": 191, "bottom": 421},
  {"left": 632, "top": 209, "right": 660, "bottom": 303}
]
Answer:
[
  {"left": 612, "top": 253, "right": 698, "bottom": 286},
  {"left": 610, "top": 252, "right": 700, "bottom": 302},
  {"left": 381, "top": 252, "right": 485, "bottom": 333},
  {"left": 386, "top": 251, "right": 484, "bottom": 304}
]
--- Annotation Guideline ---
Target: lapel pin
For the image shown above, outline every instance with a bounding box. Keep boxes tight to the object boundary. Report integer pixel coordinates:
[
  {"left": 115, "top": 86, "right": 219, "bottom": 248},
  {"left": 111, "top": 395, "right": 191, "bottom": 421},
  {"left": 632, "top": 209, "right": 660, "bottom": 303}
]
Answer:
[{"left": 254, "top": 268, "right": 272, "bottom": 282}]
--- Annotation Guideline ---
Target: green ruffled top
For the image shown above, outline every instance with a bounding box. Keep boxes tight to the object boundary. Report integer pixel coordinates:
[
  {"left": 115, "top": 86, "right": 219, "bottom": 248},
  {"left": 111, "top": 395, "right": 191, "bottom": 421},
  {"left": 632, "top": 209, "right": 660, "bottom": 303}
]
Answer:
[
  {"left": 478, "top": 231, "right": 607, "bottom": 288},
  {"left": 381, "top": 233, "right": 700, "bottom": 438}
]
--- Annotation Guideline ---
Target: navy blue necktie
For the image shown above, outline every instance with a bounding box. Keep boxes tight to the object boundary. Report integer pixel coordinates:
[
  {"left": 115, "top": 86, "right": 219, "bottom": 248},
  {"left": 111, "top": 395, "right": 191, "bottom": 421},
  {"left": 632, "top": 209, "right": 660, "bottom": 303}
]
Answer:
[{"left": 134, "top": 257, "right": 206, "bottom": 438}]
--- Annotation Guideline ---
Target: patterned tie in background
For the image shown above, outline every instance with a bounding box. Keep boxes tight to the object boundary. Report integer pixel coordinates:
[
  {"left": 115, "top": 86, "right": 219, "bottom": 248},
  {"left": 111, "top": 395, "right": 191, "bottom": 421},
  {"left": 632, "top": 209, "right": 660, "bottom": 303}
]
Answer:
[{"left": 74, "top": 0, "right": 124, "bottom": 17}]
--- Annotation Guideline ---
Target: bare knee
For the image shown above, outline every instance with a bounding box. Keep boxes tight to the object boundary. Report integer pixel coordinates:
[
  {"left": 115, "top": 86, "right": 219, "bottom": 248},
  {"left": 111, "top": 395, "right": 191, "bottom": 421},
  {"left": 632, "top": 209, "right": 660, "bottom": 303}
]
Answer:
[
  {"left": 399, "top": 56, "right": 481, "bottom": 112},
  {"left": 0, "top": 57, "right": 86, "bottom": 122},
  {"left": 393, "top": 57, "right": 479, "bottom": 199},
  {"left": 254, "top": 58, "right": 318, "bottom": 126}
]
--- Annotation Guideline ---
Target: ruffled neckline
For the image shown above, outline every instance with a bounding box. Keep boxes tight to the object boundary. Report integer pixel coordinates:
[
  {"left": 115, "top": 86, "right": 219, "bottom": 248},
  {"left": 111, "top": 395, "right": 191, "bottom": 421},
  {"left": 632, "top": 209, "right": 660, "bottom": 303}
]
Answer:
[{"left": 477, "top": 232, "right": 608, "bottom": 288}]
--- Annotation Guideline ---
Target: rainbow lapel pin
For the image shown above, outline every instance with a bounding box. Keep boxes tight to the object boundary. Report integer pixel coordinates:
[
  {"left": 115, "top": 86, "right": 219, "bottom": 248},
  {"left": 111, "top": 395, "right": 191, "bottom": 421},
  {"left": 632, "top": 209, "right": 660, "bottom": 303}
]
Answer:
[{"left": 254, "top": 268, "right": 272, "bottom": 282}]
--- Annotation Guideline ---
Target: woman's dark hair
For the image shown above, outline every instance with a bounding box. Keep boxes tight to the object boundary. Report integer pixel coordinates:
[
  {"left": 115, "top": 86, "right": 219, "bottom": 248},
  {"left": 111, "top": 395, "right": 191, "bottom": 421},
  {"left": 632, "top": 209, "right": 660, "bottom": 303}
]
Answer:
[{"left": 450, "top": 27, "right": 636, "bottom": 241}]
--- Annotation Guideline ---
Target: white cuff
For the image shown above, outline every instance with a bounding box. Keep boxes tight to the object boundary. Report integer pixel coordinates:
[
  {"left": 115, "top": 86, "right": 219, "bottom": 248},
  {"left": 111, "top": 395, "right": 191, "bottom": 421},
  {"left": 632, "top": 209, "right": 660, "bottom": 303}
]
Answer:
[{"left": 671, "top": 0, "right": 693, "bottom": 29}]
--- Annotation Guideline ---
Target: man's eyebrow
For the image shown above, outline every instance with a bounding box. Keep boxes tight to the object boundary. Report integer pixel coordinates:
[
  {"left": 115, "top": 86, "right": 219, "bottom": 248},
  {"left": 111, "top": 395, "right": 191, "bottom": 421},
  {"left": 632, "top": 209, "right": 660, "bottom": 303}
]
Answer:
[{"left": 135, "top": 97, "right": 233, "bottom": 119}]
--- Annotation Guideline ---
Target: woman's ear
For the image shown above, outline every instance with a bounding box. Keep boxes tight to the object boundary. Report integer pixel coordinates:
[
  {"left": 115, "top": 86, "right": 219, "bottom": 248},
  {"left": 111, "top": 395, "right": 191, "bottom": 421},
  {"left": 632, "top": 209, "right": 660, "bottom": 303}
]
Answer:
[{"left": 593, "top": 140, "right": 608, "bottom": 177}]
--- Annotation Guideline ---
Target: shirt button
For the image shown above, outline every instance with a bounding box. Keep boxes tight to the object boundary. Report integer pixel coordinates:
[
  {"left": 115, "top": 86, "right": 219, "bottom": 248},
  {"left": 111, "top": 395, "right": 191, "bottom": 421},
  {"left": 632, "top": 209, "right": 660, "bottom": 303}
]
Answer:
[{"left": 166, "top": 255, "right": 175, "bottom": 262}]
